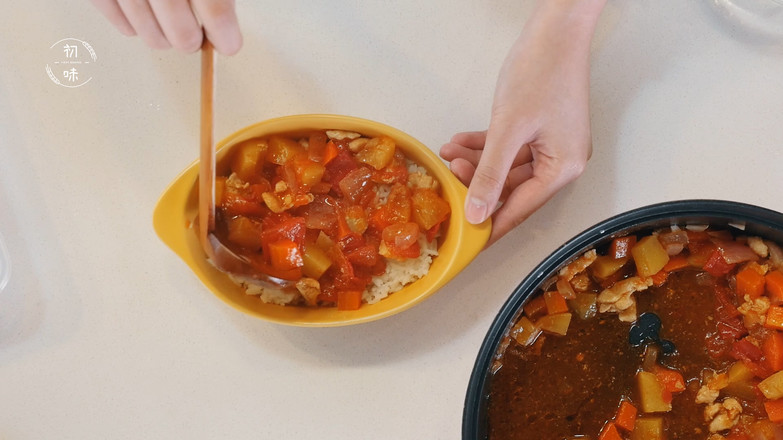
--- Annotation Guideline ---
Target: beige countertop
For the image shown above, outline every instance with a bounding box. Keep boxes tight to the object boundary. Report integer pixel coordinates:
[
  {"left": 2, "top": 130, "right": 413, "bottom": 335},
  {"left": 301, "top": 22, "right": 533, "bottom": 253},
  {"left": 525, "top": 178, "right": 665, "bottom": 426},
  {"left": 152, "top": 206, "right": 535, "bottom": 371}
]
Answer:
[{"left": 1, "top": 1, "right": 782, "bottom": 438}]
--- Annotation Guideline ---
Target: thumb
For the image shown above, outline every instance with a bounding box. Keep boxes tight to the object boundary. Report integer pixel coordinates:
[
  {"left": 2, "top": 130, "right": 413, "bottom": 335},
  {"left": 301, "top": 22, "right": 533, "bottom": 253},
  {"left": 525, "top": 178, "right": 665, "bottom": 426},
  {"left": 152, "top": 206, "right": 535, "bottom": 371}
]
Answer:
[{"left": 464, "top": 122, "right": 533, "bottom": 224}]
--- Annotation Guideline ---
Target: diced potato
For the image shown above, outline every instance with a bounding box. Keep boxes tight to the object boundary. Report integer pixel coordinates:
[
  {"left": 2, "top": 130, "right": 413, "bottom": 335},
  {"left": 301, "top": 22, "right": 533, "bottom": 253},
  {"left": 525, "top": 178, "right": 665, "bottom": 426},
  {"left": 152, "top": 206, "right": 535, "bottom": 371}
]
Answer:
[
  {"left": 230, "top": 138, "right": 268, "bottom": 181},
  {"left": 267, "top": 135, "right": 305, "bottom": 165},
  {"left": 302, "top": 242, "right": 332, "bottom": 279},
  {"left": 637, "top": 371, "right": 672, "bottom": 413},
  {"left": 356, "top": 136, "right": 396, "bottom": 170},
  {"left": 759, "top": 370, "right": 783, "bottom": 400},
  {"left": 295, "top": 159, "right": 326, "bottom": 187},
  {"left": 591, "top": 256, "right": 629, "bottom": 279},
  {"left": 411, "top": 188, "right": 450, "bottom": 231},
  {"left": 315, "top": 231, "right": 334, "bottom": 251},
  {"left": 569, "top": 293, "right": 598, "bottom": 320},
  {"left": 535, "top": 312, "right": 572, "bottom": 336},
  {"left": 630, "top": 417, "right": 664, "bottom": 440},
  {"left": 728, "top": 360, "right": 756, "bottom": 384},
  {"left": 632, "top": 235, "right": 670, "bottom": 278},
  {"left": 226, "top": 216, "right": 263, "bottom": 250},
  {"left": 511, "top": 316, "right": 541, "bottom": 346}
]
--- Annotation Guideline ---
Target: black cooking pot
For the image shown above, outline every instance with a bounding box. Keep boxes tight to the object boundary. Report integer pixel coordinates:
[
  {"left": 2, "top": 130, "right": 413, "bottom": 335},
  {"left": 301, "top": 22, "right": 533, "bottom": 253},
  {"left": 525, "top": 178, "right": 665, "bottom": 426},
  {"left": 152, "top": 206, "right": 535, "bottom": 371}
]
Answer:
[{"left": 462, "top": 200, "right": 783, "bottom": 440}]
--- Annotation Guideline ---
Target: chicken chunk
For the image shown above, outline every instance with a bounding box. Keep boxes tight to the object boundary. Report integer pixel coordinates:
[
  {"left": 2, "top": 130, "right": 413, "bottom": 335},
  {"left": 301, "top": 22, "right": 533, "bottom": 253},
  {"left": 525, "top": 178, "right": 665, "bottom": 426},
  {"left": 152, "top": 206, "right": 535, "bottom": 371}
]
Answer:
[
  {"left": 597, "top": 276, "right": 653, "bottom": 322},
  {"left": 559, "top": 250, "right": 597, "bottom": 281},
  {"left": 748, "top": 236, "right": 769, "bottom": 258},
  {"left": 696, "top": 373, "right": 729, "bottom": 404},
  {"left": 295, "top": 278, "right": 321, "bottom": 306},
  {"left": 407, "top": 172, "right": 440, "bottom": 191},
  {"left": 704, "top": 398, "right": 742, "bottom": 433},
  {"left": 326, "top": 130, "right": 361, "bottom": 140}
]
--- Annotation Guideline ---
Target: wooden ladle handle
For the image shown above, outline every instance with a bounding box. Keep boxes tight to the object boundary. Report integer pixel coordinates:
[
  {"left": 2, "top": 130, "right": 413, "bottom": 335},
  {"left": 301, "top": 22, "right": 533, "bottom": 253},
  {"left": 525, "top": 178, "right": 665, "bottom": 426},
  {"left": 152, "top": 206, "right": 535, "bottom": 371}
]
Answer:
[{"left": 198, "top": 39, "right": 217, "bottom": 258}]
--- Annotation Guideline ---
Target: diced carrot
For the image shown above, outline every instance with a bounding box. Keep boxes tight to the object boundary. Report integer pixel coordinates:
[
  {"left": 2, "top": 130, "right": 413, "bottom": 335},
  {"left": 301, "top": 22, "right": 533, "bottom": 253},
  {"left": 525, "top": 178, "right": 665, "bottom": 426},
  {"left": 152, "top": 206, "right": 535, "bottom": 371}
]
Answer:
[
  {"left": 652, "top": 366, "right": 686, "bottom": 393},
  {"left": 764, "top": 331, "right": 783, "bottom": 372},
  {"left": 322, "top": 140, "right": 339, "bottom": 165},
  {"left": 614, "top": 400, "right": 637, "bottom": 432},
  {"left": 765, "top": 399, "right": 783, "bottom": 423},
  {"left": 737, "top": 266, "right": 767, "bottom": 299},
  {"left": 609, "top": 236, "right": 637, "bottom": 259},
  {"left": 268, "top": 239, "right": 304, "bottom": 271},
  {"left": 598, "top": 422, "right": 623, "bottom": 440},
  {"left": 766, "top": 306, "right": 783, "bottom": 331},
  {"left": 662, "top": 255, "right": 689, "bottom": 273},
  {"left": 336, "top": 290, "right": 362, "bottom": 310},
  {"left": 523, "top": 295, "right": 548, "bottom": 321},
  {"left": 650, "top": 270, "right": 669, "bottom": 287},
  {"left": 767, "top": 271, "right": 783, "bottom": 304},
  {"left": 544, "top": 291, "right": 569, "bottom": 315}
]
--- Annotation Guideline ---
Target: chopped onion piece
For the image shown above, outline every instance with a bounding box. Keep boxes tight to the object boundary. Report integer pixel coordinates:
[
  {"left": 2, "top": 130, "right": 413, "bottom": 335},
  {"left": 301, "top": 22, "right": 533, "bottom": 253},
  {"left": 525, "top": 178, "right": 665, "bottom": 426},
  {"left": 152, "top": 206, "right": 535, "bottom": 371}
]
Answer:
[{"left": 716, "top": 240, "right": 759, "bottom": 264}]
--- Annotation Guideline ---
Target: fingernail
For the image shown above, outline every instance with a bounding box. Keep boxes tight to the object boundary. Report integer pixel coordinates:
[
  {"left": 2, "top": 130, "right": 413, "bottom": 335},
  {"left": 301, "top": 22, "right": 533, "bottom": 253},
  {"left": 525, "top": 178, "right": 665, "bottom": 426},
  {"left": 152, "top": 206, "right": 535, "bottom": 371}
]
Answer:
[{"left": 465, "top": 197, "right": 488, "bottom": 224}]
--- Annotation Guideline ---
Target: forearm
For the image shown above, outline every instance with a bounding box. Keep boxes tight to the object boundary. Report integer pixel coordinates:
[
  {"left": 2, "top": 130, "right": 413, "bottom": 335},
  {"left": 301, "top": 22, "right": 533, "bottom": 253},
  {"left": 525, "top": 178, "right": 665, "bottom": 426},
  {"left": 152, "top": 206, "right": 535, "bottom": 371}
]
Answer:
[{"left": 521, "top": 0, "right": 607, "bottom": 62}]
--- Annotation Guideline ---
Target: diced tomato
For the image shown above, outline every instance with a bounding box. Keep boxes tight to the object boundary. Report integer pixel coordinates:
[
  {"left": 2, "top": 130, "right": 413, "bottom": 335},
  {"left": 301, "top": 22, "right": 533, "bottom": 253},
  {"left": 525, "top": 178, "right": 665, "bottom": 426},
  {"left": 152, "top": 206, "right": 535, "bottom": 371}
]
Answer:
[
  {"left": 609, "top": 236, "right": 637, "bottom": 259},
  {"left": 323, "top": 150, "right": 358, "bottom": 189},
  {"left": 299, "top": 195, "right": 338, "bottom": 232},
  {"left": 704, "top": 248, "right": 737, "bottom": 277},
  {"left": 719, "top": 319, "right": 749, "bottom": 341},
  {"left": 369, "top": 184, "right": 411, "bottom": 231},
  {"left": 731, "top": 339, "right": 764, "bottom": 363},
  {"left": 259, "top": 213, "right": 306, "bottom": 261},
  {"left": 344, "top": 244, "right": 380, "bottom": 268},
  {"left": 380, "top": 222, "right": 421, "bottom": 260},
  {"left": 371, "top": 150, "right": 408, "bottom": 184},
  {"left": 219, "top": 182, "right": 271, "bottom": 217},
  {"left": 425, "top": 221, "right": 442, "bottom": 242},
  {"left": 338, "top": 167, "right": 374, "bottom": 204}
]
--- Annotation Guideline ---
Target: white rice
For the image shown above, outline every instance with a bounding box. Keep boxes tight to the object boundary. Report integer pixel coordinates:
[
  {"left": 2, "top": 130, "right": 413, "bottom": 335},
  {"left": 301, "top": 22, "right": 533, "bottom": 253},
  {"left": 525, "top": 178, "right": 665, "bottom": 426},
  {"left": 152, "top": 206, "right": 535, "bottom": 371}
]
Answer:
[{"left": 363, "top": 234, "right": 438, "bottom": 304}]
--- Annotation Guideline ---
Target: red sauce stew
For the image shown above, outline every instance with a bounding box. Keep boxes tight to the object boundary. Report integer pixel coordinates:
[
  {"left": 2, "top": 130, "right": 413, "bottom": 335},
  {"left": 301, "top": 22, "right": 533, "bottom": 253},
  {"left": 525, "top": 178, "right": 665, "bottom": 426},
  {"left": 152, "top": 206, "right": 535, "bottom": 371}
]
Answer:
[
  {"left": 488, "top": 227, "right": 783, "bottom": 440},
  {"left": 212, "top": 130, "right": 450, "bottom": 309}
]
